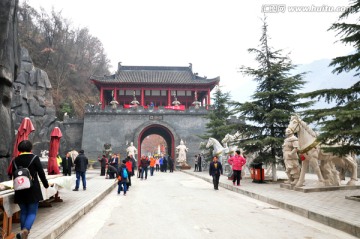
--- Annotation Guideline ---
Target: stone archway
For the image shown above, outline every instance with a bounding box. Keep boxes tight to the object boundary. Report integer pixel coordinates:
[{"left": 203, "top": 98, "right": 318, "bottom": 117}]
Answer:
[{"left": 134, "top": 122, "right": 178, "bottom": 159}]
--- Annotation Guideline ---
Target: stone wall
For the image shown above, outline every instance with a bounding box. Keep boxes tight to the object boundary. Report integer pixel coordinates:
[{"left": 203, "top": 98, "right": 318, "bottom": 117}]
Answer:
[
  {"left": 63, "top": 118, "right": 84, "bottom": 152},
  {"left": 81, "top": 111, "right": 209, "bottom": 164}
]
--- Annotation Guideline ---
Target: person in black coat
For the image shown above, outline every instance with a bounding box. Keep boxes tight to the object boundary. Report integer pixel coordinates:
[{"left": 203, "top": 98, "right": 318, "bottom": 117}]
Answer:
[
  {"left": 209, "top": 155, "right": 223, "bottom": 190},
  {"left": 107, "top": 164, "right": 117, "bottom": 179},
  {"left": 61, "top": 152, "right": 73, "bottom": 176},
  {"left": 98, "top": 155, "right": 107, "bottom": 176},
  {"left": 12, "top": 140, "right": 49, "bottom": 239},
  {"left": 163, "top": 155, "right": 168, "bottom": 172},
  {"left": 73, "top": 149, "right": 88, "bottom": 191},
  {"left": 168, "top": 155, "right": 174, "bottom": 172},
  {"left": 109, "top": 153, "right": 119, "bottom": 170},
  {"left": 198, "top": 154, "right": 203, "bottom": 172}
]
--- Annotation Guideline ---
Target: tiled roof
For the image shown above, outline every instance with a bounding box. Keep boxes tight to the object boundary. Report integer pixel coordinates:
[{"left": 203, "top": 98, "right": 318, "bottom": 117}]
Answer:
[{"left": 90, "top": 65, "right": 220, "bottom": 86}]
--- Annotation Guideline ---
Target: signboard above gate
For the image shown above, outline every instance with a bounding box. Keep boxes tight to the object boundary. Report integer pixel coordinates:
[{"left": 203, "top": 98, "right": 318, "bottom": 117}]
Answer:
[{"left": 149, "top": 115, "right": 163, "bottom": 120}]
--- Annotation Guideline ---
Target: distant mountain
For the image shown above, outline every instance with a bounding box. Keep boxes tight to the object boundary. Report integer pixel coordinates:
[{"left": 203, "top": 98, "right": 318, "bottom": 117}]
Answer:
[
  {"left": 296, "top": 59, "right": 355, "bottom": 94},
  {"left": 295, "top": 59, "right": 356, "bottom": 109}
]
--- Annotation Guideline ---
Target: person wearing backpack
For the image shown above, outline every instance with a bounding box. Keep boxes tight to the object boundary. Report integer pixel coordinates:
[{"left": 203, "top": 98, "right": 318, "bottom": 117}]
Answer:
[
  {"left": 117, "top": 162, "right": 129, "bottom": 195},
  {"left": 12, "top": 140, "right": 49, "bottom": 239}
]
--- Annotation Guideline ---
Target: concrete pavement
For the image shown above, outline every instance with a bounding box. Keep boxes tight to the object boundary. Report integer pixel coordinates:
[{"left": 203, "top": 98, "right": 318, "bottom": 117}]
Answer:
[
  {"left": 11, "top": 169, "right": 360, "bottom": 238},
  {"left": 59, "top": 170, "right": 357, "bottom": 239},
  {"left": 183, "top": 170, "right": 360, "bottom": 238}
]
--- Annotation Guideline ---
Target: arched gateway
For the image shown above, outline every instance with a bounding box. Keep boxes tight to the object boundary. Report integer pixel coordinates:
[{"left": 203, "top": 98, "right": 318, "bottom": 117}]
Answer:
[
  {"left": 135, "top": 122, "right": 177, "bottom": 158},
  {"left": 81, "top": 63, "right": 219, "bottom": 165}
]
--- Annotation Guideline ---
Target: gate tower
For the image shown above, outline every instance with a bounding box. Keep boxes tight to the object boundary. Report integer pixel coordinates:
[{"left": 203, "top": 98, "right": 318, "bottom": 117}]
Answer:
[{"left": 82, "top": 63, "right": 219, "bottom": 165}]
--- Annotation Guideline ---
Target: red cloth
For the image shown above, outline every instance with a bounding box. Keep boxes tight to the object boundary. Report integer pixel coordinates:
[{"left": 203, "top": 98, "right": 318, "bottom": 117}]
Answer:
[
  {"left": 123, "top": 104, "right": 139, "bottom": 109},
  {"left": 300, "top": 154, "right": 306, "bottom": 161},
  {"left": 7, "top": 117, "right": 35, "bottom": 176},
  {"left": 164, "top": 105, "right": 185, "bottom": 111},
  {"left": 47, "top": 127, "right": 62, "bottom": 175}
]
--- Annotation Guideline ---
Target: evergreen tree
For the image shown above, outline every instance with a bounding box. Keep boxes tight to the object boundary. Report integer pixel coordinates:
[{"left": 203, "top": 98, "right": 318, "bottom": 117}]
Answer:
[
  {"left": 235, "top": 18, "right": 312, "bottom": 171},
  {"left": 302, "top": 0, "right": 360, "bottom": 155},
  {"left": 201, "top": 86, "right": 234, "bottom": 142}
]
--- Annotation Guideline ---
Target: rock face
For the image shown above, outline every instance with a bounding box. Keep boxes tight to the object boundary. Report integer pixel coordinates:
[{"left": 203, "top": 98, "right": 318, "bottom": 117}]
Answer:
[
  {"left": 11, "top": 48, "right": 69, "bottom": 158},
  {"left": 0, "top": 0, "right": 83, "bottom": 182},
  {"left": 0, "top": 0, "right": 20, "bottom": 181}
]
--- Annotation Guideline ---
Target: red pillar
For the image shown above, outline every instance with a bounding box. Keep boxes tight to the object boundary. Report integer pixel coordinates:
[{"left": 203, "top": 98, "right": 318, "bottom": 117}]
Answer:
[
  {"left": 100, "top": 87, "right": 104, "bottom": 110},
  {"left": 167, "top": 89, "right": 171, "bottom": 106},
  {"left": 207, "top": 89, "right": 211, "bottom": 106},
  {"left": 141, "top": 88, "right": 144, "bottom": 106}
]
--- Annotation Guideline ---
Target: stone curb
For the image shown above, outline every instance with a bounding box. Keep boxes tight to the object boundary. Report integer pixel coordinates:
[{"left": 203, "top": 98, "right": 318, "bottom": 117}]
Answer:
[
  {"left": 181, "top": 170, "right": 360, "bottom": 238},
  {"left": 39, "top": 180, "right": 117, "bottom": 239}
]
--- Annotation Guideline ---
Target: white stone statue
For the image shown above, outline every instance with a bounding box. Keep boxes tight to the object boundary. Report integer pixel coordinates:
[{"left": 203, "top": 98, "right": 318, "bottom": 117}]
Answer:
[
  {"left": 110, "top": 99, "right": 119, "bottom": 110},
  {"left": 40, "top": 150, "right": 49, "bottom": 159},
  {"left": 282, "top": 128, "right": 301, "bottom": 185},
  {"left": 126, "top": 142, "right": 138, "bottom": 159},
  {"left": 172, "top": 96, "right": 181, "bottom": 106},
  {"left": 176, "top": 139, "right": 188, "bottom": 166},
  {"left": 287, "top": 114, "right": 357, "bottom": 187},
  {"left": 131, "top": 91, "right": 139, "bottom": 106}
]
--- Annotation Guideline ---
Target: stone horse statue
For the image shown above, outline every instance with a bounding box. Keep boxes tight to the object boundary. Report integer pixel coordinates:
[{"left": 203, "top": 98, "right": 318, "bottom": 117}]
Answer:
[
  {"left": 287, "top": 115, "right": 358, "bottom": 187},
  {"left": 221, "top": 131, "right": 241, "bottom": 156},
  {"left": 206, "top": 137, "right": 228, "bottom": 167}
]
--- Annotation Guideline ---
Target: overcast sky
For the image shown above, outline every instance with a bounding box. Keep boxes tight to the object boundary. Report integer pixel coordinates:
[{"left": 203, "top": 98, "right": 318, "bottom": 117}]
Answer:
[{"left": 24, "top": 0, "right": 355, "bottom": 102}]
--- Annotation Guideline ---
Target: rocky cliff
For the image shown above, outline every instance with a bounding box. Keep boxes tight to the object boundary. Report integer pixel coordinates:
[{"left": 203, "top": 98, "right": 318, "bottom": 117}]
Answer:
[{"left": 11, "top": 48, "right": 69, "bottom": 157}]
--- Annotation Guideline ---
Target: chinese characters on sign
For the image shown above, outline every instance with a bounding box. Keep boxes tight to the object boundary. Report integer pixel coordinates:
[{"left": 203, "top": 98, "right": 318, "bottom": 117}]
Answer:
[{"left": 149, "top": 115, "right": 163, "bottom": 120}]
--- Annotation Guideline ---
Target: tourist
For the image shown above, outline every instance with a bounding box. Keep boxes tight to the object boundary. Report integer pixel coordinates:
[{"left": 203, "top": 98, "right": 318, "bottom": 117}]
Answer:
[
  {"left": 194, "top": 155, "right": 198, "bottom": 172},
  {"left": 98, "top": 155, "right": 107, "bottom": 176},
  {"left": 228, "top": 150, "right": 246, "bottom": 186},
  {"left": 197, "top": 154, "right": 202, "bottom": 172},
  {"left": 12, "top": 140, "right": 49, "bottom": 239},
  {"left": 155, "top": 157, "right": 160, "bottom": 172},
  {"left": 109, "top": 153, "right": 119, "bottom": 170},
  {"left": 73, "top": 149, "right": 88, "bottom": 191},
  {"left": 163, "top": 155, "right": 168, "bottom": 172},
  {"left": 107, "top": 164, "right": 117, "bottom": 179},
  {"left": 61, "top": 152, "right": 73, "bottom": 176},
  {"left": 56, "top": 154, "right": 62, "bottom": 172},
  {"left": 140, "top": 155, "right": 149, "bottom": 179},
  {"left": 137, "top": 158, "right": 142, "bottom": 178},
  {"left": 209, "top": 155, "right": 223, "bottom": 190},
  {"left": 117, "top": 160, "right": 128, "bottom": 196},
  {"left": 168, "top": 155, "right": 174, "bottom": 173},
  {"left": 159, "top": 155, "right": 164, "bottom": 172},
  {"left": 124, "top": 157, "right": 133, "bottom": 188},
  {"left": 149, "top": 156, "right": 156, "bottom": 176}
]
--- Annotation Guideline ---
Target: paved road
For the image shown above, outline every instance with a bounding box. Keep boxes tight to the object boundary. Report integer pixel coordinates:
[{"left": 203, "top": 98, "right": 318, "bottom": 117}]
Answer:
[{"left": 59, "top": 171, "right": 357, "bottom": 239}]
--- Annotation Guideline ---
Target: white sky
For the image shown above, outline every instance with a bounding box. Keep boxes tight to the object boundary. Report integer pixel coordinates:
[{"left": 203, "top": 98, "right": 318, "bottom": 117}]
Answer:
[{"left": 24, "top": 0, "right": 355, "bottom": 102}]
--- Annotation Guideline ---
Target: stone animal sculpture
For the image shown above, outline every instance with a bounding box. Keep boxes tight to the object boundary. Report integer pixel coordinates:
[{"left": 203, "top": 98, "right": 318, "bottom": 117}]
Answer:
[
  {"left": 206, "top": 137, "right": 227, "bottom": 167},
  {"left": 287, "top": 115, "right": 357, "bottom": 187}
]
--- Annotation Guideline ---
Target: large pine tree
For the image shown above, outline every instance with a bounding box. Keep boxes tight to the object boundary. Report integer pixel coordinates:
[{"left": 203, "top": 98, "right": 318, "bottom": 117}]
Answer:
[
  {"left": 302, "top": 0, "right": 360, "bottom": 155},
  {"left": 235, "top": 18, "right": 312, "bottom": 177}
]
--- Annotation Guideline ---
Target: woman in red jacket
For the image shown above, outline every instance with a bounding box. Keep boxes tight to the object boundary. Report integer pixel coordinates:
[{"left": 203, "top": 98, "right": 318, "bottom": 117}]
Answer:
[{"left": 228, "top": 150, "right": 246, "bottom": 186}]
